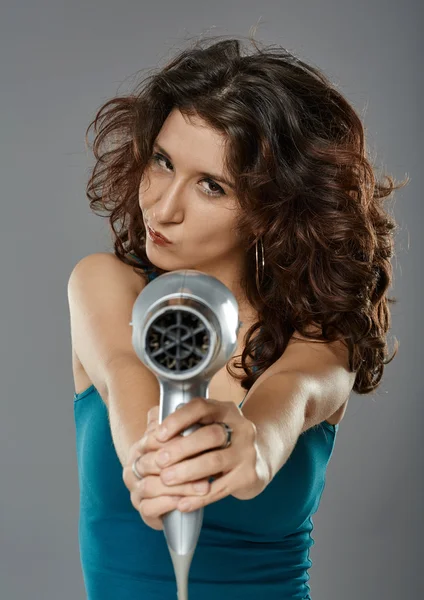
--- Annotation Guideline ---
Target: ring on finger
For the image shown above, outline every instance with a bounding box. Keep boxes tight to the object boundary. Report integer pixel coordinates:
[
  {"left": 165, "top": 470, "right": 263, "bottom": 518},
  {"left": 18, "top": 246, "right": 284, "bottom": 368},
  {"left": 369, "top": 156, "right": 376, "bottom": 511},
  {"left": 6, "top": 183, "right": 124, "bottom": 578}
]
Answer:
[{"left": 132, "top": 455, "right": 144, "bottom": 480}]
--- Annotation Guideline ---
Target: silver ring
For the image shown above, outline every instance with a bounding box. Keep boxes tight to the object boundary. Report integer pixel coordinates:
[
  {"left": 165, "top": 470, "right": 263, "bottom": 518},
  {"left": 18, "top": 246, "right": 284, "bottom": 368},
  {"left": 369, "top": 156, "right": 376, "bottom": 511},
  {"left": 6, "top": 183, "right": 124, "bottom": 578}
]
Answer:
[
  {"left": 216, "top": 422, "right": 233, "bottom": 449},
  {"left": 132, "top": 455, "right": 143, "bottom": 480}
]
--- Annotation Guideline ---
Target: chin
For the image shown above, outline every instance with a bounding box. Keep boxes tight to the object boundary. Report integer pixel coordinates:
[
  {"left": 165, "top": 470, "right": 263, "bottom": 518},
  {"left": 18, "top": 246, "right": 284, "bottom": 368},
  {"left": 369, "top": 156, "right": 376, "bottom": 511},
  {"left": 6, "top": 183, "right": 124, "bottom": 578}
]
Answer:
[{"left": 144, "top": 248, "right": 174, "bottom": 271}]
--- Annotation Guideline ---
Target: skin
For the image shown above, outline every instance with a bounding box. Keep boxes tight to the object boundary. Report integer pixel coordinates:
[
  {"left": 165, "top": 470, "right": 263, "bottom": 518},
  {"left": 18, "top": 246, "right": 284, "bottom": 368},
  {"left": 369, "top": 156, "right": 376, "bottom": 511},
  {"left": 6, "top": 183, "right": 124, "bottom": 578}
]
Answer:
[
  {"left": 138, "top": 107, "right": 257, "bottom": 324},
  {"left": 128, "top": 108, "right": 267, "bottom": 530},
  {"left": 126, "top": 109, "right": 352, "bottom": 531},
  {"left": 125, "top": 399, "right": 269, "bottom": 531}
]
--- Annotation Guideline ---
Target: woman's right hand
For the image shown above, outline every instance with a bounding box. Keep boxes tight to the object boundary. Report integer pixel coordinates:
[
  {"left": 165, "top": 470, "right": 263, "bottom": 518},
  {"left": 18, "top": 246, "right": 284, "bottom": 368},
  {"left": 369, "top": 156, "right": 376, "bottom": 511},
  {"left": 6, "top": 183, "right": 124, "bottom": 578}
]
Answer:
[{"left": 122, "top": 409, "right": 211, "bottom": 531}]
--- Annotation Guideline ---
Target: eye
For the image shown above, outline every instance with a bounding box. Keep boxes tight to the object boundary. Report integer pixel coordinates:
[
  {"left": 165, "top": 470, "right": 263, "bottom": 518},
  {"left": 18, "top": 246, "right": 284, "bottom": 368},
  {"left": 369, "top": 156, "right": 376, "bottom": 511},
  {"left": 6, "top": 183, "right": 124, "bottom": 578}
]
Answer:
[
  {"left": 151, "top": 153, "right": 226, "bottom": 198},
  {"left": 151, "top": 153, "right": 171, "bottom": 170},
  {"left": 201, "top": 179, "right": 225, "bottom": 197}
]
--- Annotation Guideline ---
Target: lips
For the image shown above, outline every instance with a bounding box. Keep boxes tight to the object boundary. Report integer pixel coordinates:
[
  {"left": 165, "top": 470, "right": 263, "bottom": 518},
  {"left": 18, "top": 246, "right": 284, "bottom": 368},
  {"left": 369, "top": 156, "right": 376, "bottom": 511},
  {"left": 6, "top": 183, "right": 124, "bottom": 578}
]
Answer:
[{"left": 147, "top": 224, "right": 171, "bottom": 243}]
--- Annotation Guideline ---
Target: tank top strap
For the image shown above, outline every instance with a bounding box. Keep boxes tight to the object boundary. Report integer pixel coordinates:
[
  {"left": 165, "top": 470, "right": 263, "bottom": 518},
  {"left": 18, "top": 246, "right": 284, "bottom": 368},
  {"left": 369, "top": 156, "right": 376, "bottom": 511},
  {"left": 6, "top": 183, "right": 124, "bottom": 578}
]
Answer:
[{"left": 127, "top": 252, "right": 157, "bottom": 283}]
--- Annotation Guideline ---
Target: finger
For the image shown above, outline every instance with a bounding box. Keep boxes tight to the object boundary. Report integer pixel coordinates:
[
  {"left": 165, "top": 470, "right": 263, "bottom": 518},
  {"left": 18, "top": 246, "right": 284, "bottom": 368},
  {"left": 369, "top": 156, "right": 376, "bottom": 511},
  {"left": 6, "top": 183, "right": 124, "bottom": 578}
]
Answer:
[
  {"left": 146, "top": 419, "right": 158, "bottom": 432},
  {"left": 147, "top": 405, "right": 160, "bottom": 426},
  {"left": 136, "top": 474, "right": 210, "bottom": 501},
  {"left": 129, "top": 429, "right": 174, "bottom": 479},
  {"left": 156, "top": 397, "right": 208, "bottom": 441},
  {"left": 175, "top": 469, "right": 234, "bottom": 513},
  {"left": 138, "top": 494, "right": 182, "bottom": 531},
  {"left": 124, "top": 442, "right": 159, "bottom": 489},
  {"left": 157, "top": 397, "right": 234, "bottom": 442},
  {"left": 133, "top": 427, "right": 167, "bottom": 459},
  {"left": 147, "top": 404, "right": 159, "bottom": 421},
  {"left": 159, "top": 446, "right": 230, "bottom": 488},
  {"left": 163, "top": 421, "right": 229, "bottom": 467}
]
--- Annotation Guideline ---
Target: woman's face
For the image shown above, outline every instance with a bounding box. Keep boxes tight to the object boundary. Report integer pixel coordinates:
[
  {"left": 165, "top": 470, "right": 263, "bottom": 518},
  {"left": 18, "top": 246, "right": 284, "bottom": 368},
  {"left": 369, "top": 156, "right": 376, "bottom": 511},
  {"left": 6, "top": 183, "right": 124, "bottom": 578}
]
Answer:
[{"left": 138, "top": 108, "right": 247, "bottom": 290}]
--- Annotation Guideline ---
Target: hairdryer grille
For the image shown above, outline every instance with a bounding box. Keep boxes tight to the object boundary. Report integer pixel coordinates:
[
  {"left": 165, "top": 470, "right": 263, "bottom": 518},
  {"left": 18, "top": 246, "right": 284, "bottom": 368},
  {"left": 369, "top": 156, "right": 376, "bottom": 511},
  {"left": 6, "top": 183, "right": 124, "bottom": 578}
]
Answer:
[{"left": 146, "top": 309, "right": 210, "bottom": 372}]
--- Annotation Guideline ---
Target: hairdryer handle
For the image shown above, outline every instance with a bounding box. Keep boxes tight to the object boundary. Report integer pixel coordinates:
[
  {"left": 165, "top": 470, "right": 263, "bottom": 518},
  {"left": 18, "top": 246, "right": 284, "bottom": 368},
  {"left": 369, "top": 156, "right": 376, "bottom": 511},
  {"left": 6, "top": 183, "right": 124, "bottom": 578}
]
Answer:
[{"left": 162, "top": 421, "right": 206, "bottom": 600}]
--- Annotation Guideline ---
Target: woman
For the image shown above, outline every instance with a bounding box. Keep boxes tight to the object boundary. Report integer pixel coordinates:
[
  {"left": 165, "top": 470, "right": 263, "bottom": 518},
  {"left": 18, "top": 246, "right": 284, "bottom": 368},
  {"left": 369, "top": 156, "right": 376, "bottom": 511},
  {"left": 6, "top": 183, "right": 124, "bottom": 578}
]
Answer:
[{"left": 69, "top": 35, "right": 408, "bottom": 599}]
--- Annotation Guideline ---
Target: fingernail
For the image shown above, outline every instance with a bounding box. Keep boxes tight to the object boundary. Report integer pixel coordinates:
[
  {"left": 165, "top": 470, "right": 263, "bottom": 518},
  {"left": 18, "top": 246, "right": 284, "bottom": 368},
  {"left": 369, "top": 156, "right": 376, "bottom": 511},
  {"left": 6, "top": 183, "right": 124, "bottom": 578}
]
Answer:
[
  {"left": 156, "top": 427, "right": 168, "bottom": 441},
  {"left": 179, "top": 499, "right": 191, "bottom": 511},
  {"left": 193, "top": 482, "right": 208, "bottom": 494},
  {"left": 162, "top": 469, "right": 175, "bottom": 483},
  {"left": 156, "top": 451, "right": 170, "bottom": 466}
]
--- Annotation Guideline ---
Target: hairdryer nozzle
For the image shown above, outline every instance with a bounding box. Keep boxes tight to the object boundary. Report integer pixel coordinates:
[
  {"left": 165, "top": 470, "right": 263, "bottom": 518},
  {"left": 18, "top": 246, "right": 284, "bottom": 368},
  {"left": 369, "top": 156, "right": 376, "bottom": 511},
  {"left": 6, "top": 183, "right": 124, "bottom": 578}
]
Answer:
[{"left": 146, "top": 308, "right": 211, "bottom": 373}]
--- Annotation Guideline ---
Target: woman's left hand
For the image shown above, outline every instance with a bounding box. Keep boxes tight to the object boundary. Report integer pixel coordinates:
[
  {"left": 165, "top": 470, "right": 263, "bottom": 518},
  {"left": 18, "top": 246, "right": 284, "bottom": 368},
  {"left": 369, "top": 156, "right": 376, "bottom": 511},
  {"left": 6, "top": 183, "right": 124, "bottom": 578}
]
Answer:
[{"left": 145, "top": 397, "right": 271, "bottom": 513}]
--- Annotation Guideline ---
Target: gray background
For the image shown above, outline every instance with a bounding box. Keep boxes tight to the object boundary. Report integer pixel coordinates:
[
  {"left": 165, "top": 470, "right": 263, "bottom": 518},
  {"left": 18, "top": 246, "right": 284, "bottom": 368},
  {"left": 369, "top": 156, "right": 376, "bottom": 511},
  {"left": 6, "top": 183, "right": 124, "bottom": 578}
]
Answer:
[{"left": 1, "top": 1, "right": 421, "bottom": 598}]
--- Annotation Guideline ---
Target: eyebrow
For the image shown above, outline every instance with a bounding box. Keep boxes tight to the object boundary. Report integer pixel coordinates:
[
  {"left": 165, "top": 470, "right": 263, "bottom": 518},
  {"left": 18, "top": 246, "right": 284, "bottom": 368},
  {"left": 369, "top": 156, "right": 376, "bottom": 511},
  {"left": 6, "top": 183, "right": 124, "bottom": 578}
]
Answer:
[{"left": 153, "top": 142, "right": 235, "bottom": 190}]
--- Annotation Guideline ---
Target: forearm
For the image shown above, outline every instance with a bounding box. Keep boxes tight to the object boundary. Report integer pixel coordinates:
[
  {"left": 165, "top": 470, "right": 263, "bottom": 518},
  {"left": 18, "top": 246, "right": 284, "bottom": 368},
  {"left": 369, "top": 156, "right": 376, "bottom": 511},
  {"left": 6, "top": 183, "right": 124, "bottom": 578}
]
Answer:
[
  {"left": 105, "top": 357, "right": 160, "bottom": 468},
  {"left": 241, "top": 372, "right": 314, "bottom": 482}
]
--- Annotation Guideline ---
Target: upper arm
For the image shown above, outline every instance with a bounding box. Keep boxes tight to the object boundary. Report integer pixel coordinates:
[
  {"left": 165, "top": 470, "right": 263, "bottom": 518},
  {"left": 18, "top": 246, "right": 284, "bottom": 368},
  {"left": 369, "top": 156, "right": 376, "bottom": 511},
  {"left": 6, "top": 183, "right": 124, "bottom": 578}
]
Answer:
[
  {"left": 272, "top": 332, "right": 356, "bottom": 426},
  {"left": 67, "top": 252, "right": 149, "bottom": 400},
  {"left": 277, "top": 330, "right": 352, "bottom": 379},
  {"left": 243, "top": 329, "right": 356, "bottom": 428}
]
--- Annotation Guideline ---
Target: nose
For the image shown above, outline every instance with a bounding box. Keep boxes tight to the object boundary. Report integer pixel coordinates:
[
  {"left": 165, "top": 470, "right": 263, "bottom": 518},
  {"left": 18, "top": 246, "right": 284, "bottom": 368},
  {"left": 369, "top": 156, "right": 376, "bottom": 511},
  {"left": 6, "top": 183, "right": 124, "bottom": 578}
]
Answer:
[{"left": 151, "top": 178, "right": 185, "bottom": 223}]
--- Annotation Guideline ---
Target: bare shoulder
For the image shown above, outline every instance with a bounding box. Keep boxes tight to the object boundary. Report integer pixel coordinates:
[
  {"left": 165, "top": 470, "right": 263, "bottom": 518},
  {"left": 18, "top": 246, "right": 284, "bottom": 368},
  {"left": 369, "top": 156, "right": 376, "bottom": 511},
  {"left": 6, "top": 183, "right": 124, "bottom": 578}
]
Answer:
[
  {"left": 68, "top": 252, "right": 149, "bottom": 397},
  {"left": 68, "top": 252, "right": 148, "bottom": 295}
]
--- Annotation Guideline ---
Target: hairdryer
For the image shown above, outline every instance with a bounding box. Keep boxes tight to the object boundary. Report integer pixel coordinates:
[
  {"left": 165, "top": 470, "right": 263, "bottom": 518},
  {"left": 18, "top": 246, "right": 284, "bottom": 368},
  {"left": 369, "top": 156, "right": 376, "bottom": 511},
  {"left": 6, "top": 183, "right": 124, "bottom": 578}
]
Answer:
[{"left": 130, "top": 269, "right": 242, "bottom": 599}]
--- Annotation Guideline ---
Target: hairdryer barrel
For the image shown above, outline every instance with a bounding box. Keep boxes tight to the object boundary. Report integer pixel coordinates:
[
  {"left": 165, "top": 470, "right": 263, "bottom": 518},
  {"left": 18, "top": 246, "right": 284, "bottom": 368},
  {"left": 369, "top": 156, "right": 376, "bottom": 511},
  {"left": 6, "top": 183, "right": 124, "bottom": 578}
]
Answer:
[{"left": 130, "top": 269, "right": 241, "bottom": 599}]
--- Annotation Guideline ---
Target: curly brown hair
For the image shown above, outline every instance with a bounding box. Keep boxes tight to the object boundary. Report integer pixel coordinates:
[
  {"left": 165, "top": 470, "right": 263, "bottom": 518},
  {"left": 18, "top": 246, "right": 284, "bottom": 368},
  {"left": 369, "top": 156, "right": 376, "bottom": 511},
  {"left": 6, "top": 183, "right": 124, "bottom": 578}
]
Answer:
[{"left": 84, "top": 34, "right": 409, "bottom": 395}]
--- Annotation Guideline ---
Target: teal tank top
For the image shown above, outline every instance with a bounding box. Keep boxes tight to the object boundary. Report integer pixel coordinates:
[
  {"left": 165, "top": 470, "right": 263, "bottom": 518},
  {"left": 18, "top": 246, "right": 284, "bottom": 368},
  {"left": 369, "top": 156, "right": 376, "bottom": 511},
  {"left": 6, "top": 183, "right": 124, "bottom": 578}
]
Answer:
[{"left": 73, "top": 254, "right": 339, "bottom": 599}]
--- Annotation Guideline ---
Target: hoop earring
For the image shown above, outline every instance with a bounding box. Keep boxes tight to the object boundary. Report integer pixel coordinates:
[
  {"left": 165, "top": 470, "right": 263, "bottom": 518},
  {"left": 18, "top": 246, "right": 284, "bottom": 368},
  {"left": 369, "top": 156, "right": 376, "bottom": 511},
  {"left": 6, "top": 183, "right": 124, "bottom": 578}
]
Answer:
[{"left": 255, "top": 237, "right": 265, "bottom": 293}]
